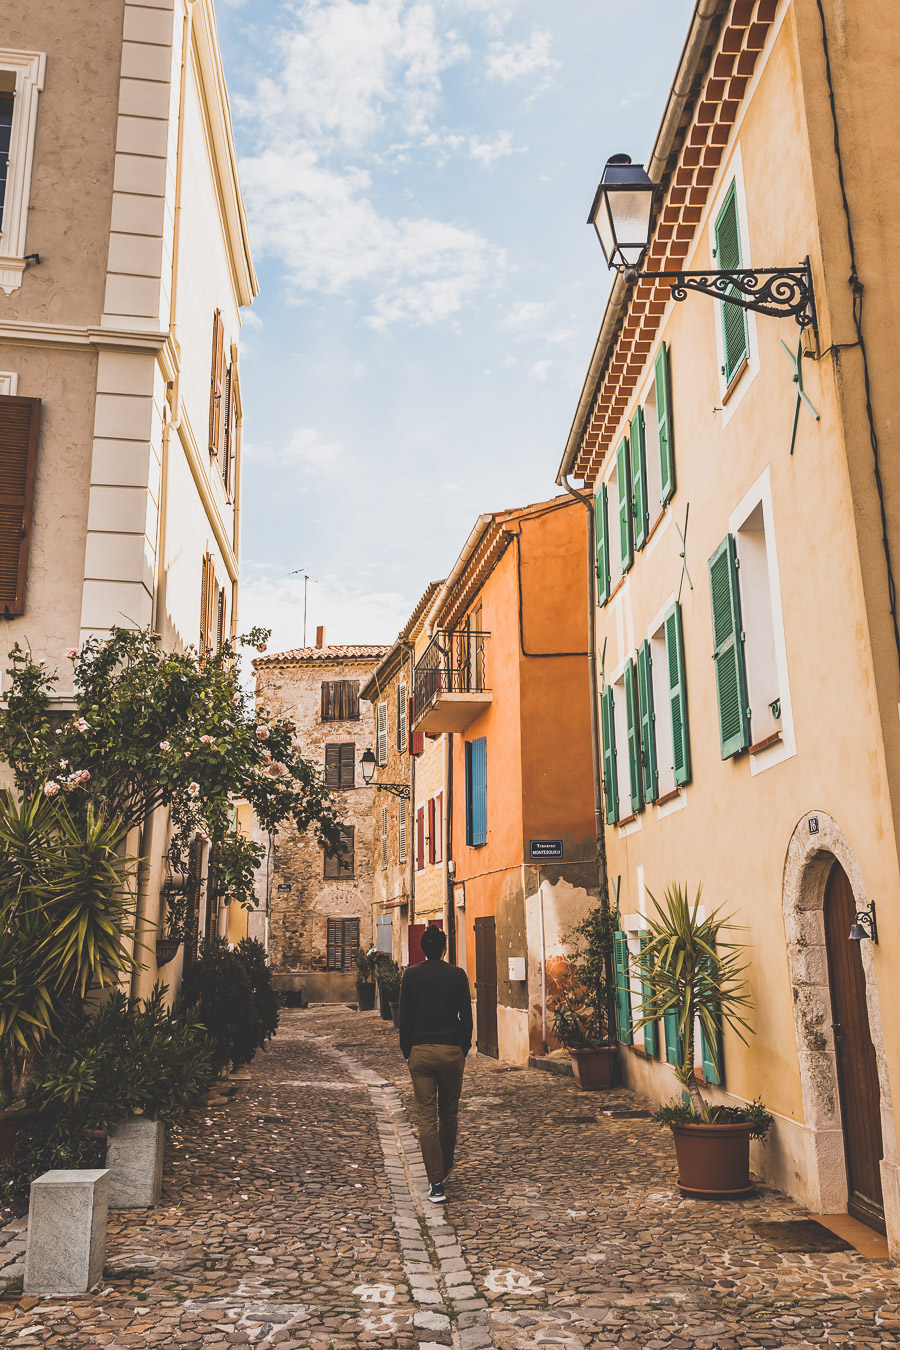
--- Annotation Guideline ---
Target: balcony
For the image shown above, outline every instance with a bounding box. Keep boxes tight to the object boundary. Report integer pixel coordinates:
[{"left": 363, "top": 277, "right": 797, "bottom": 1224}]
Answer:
[{"left": 413, "top": 629, "right": 492, "bottom": 733}]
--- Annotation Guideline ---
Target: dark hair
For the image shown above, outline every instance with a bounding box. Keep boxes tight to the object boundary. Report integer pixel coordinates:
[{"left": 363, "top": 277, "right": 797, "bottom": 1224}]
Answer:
[{"left": 421, "top": 925, "right": 447, "bottom": 959}]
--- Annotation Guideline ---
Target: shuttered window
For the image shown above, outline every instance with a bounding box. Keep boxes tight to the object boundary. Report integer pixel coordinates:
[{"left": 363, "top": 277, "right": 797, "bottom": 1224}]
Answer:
[
  {"left": 326, "top": 916, "right": 360, "bottom": 971},
  {"left": 613, "top": 932, "right": 632, "bottom": 1044},
  {"left": 639, "top": 931, "right": 659, "bottom": 1056},
  {"left": 381, "top": 804, "right": 388, "bottom": 867},
  {"left": 601, "top": 684, "right": 618, "bottom": 825},
  {"left": 397, "top": 681, "right": 407, "bottom": 752},
  {"left": 376, "top": 701, "right": 388, "bottom": 764},
  {"left": 398, "top": 801, "right": 408, "bottom": 862},
  {"left": 321, "top": 680, "right": 361, "bottom": 722},
  {"left": 465, "top": 736, "right": 487, "bottom": 847},
  {"left": 325, "top": 743, "right": 355, "bottom": 789},
  {"left": 714, "top": 183, "right": 750, "bottom": 386},
  {"left": 222, "top": 361, "right": 238, "bottom": 498},
  {"left": 664, "top": 602, "right": 692, "bottom": 785},
  {"left": 323, "top": 825, "right": 354, "bottom": 879},
  {"left": 416, "top": 805, "right": 426, "bottom": 870},
  {"left": 434, "top": 791, "right": 443, "bottom": 864},
  {"left": 708, "top": 535, "right": 749, "bottom": 758},
  {"left": 636, "top": 640, "right": 658, "bottom": 803},
  {"left": 199, "top": 553, "right": 218, "bottom": 658},
  {"left": 427, "top": 796, "right": 436, "bottom": 865},
  {"left": 624, "top": 657, "right": 643, "bottom": 815},
  {"left": 655, "top": 343, "right": 675, "bottom": 506},
  {"left": 0, "top": 396, "right": 40, "bottom": 616},
  {"left": 216, "top": 587, "right": 227, "bottom": 651},
  {"left": 663, "top": 1009, "right": 682, "bottom": 1066},
  {"left": 630, "top": 408, "right": 649, "bottom": 549},
  {"left": 701, "top": 1021, "right": 722, "bottom": 1085},
  {"left": 615, "top": 438, "right": 633, "bottom": 574},
  {"left": 594, "top": 482, "right": 610, "bottom": 606},
  {"left": 408, "top": 697, "right": 424, "bottom": 756},
  {"left": 209, "top": 310, "right": 225, "bottom": 455}
]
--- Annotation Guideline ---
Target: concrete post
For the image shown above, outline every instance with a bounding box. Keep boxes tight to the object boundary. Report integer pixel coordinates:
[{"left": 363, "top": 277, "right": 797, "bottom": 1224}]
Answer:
[
  {"left": 24, "top": 1169, "right": 109, "bottom": 1294},
  {"left": 106, "top": 1117, "right": 164, "bottom": 1208}
]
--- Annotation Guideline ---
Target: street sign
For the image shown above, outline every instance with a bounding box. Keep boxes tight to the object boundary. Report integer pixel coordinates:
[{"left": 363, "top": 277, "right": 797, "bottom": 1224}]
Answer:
[
  {"left": 529, "top": 839, "right": 563, "bottom": 861},
  {"left": 276, "top": 883, "right": 292, "bottom": 891}
]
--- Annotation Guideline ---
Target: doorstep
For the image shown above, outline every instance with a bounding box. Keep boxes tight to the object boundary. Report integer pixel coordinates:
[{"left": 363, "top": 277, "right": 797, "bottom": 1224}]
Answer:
[
  {"left": 528, "top": 1053, "right": 574, "bottom": 1079},
  {"left": 812, "top": 1213, "right": 890, "bottom": 1260}
]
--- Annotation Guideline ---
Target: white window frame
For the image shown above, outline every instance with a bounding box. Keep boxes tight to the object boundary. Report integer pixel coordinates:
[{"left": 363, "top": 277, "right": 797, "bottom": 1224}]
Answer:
[
  {"left": 0, "top": 49, "right": 45, "bottom": 295},
  {"left": 0, "top": 372, "right": 18, "bottom": 395},
  {"left": 708, "top": 146, "right": 759, "bottom": 425}
]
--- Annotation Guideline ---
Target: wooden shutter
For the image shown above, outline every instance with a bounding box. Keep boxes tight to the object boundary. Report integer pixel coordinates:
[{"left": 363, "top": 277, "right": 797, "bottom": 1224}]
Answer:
[
  {"left": 624, "top": 657, "right": 643, "bottom": 815},
  {"left": 601, "top": 684, "right": 618, "bottom": 825},
  {"left": 342, "top": 825, "right": 354, "bottom": 875},
  {"left": 613, "top": 932, "right": 632, "bottom": 1044},
  {"left": 217, "top": 587, "right": 227, "bottom": 651},
  {"left": 708, "top": 536, "right": 749, "bottom": 759},
  {"left": 343, "top": 917, "right": 360, "bottom": 971},
  {"left": 665, "top": 603, "right": 692, "bottom": 785},
  {"left": 339, "top": 742, "right": 355, "bottom": 788},
  {"left": 199, "top": 553, "right": 216, "bottom": 656},
  {"left": 324, "top": 744, "right": 340, "bottom": 788},
  {"left": 655, "top": 343, "right": 675, "bottom": 506},
  {"left": 616, "top": 438, "right": 633, "bottom": 574},
  {"left": 630, "top": 408, "right": 649, "bottom": 549},
  {"left": 470, "top": 736, "right": 487, "bottom": 846},
  {"left": 715, "top": 183, "right": 749, "bottom": 384},
  {"left": 701, "top": 1020, "right": 722, "bottom": 1085},
  {"left": 209, "top": 310, "right": 225, "bottom": 454},
  {"left": 594, "top": 483, "right": 610, "bottom": 606},
  {"left": 663, "top": 1010, "right": 682, "bottom": 1067},
  {"left": 434, "top": 791, "right": 443, "bottom": 864},
  {"left": 326, "top": 918, "right": 340, "bottom": 969},
  {"left": 0, "top": 396, "right": 40, "bottom": 616},
  {"left": 397, "top": 682, "right": 407, "bottom": 751},
  {"left": 376, "top": 702, "right": 387, "bottom": 765},
  {"left": 381, "top": 804, "right": 388, "bottom": 867},
  {"left": 416, "top": 805, "right": 425, "bottom": 870},
  {"left": 408, "top": 697, "right": 424, "bottom": 756},
  {"left": 399, "top": 801, "right": 407, "bottom": 862},
  {"left": 223, "top": 361, "right": 239, "bottom": 496},
  {"left": 636, "top": 640, "right": 658, "bottom": 803},
  {"left": 639, "top": 931, "right": 659, "bottom": 1056},
  {"left": 342, "top": 680, "right": 360, "bottom": 720},
  {"left": 427, "top": 796, "right": 436, "bottom": 865}
]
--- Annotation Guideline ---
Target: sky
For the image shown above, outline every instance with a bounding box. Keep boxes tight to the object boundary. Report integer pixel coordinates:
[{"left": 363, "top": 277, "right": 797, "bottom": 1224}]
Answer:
[{"left": 216, "top": 0, "right": 696, "bottom": 654}]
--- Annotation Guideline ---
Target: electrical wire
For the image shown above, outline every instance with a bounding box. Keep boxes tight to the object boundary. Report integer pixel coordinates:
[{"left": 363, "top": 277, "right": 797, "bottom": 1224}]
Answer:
[{"left": 816, "top": 0, "right": 900, "bottom": 679}]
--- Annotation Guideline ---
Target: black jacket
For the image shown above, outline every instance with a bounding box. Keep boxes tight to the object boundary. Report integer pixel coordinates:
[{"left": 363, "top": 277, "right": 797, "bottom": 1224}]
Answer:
[{"left": 398, "top": 959, "right": 473, "bottom": 1060}]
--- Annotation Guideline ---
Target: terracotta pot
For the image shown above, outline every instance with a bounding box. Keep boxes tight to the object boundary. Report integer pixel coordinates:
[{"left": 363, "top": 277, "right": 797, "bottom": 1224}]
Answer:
[
  {"left": 378, "top": 987, "right": 393, "bottom": 1020},
  {"left": 0, "top": 1107, "right": 39, "bottom": 1161},
  {"left": 155, "top": 937, "right": 181, "bottom": 966},
  {"left": 356, "top": 982, "right": 376, "bottom": 1011},
  {"left": 389, "top": 1001, "right": 401, "bottom": 1029},
  {"left": 670, "top": 1120, "right": 755, "bottom": 1198},
  {"left": 569, "top": 1047, "right": 616, "bottom": 1090}
]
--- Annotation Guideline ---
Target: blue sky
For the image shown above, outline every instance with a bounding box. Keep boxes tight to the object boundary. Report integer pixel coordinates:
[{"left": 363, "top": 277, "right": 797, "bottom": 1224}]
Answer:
[{"left": 216, "top": 0, "right": 694, "bottom": 652}]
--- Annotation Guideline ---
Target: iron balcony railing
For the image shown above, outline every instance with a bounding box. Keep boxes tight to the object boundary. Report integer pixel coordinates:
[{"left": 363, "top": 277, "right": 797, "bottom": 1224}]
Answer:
[{"left": 413, "top": 629, "right": 490, "bottom": 722}]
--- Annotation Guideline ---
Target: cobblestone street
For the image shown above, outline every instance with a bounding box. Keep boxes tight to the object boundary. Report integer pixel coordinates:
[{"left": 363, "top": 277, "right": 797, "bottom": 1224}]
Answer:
[{"left": 1, "top": 1006, "right": 899, "bottom": 1348}]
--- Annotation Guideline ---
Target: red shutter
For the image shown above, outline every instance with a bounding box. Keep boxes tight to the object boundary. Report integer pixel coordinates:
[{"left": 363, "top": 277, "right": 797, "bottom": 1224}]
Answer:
[
  {"left": 434, "top": 791, "right": 443, "bottom": 864},
  {"left": 416, "top": 806, "right": 425, "bottom": 871},
  {"left": 427, "top": 797, "right": 436, "bottom": 865},
  {"left": 0, "top": 396, "right": 40, "bottom": 616},
  {"left": 409, "top": 697, "right": 424, "bottom": 756}
]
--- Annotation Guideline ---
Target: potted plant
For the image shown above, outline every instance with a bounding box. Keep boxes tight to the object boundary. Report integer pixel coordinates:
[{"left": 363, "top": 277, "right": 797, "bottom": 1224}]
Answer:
[
  {"left": 354, "top": 947, "right": 377, "bottom": 1011},
  {"left": 549, "top": 901, "right": 619, "bottom": 1089},
  {"left": 632, "top": 883, "right": 773, "bottom": 1198},
  {"left": 375, "top": 956, "right": 403, "bottom": 1025}
]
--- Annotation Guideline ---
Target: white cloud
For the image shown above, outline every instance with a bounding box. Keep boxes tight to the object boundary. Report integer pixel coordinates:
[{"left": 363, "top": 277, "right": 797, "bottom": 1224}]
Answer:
[
  {"left": 244, "top": 426, "right": 347, "bottom": 476},
  {"left": 241, "top": 567, "right": 411, "bottom": 661},
  {"left": 529, "top": 358, "right": 552, "bottom": 381},
  {"left": 485, "top": 29, "right": 559, "bottom": 87},
  {"left": 499, "top": 299, "right": 552, "bottom": 333},
  {"left": 468, "top": 130, "right": 514, "bottom": 166}
]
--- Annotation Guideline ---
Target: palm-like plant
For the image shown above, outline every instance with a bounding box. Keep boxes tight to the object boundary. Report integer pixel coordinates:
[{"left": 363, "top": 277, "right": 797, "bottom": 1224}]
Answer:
[{"left": 631, "top": 883, "right": 754, "bottom": 1113}]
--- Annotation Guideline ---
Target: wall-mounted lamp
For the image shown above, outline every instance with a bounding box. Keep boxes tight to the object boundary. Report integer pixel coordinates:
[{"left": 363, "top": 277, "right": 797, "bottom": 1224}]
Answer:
[
  {"left": 360, "top": 747, "right": 410, "bottom": 800},
  {"left": 848, "top": 901, "right": 878, "bottom": 944},
  {"left": 588, "top": 154, "right": 817, "bottom": 329}
]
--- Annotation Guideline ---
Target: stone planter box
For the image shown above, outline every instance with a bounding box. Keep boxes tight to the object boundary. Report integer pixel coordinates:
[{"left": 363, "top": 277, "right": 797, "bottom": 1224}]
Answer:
[
  {"left": 24, "top": 1168, "right": 109, "bottom": 1294},
  {"left": 106, "top": 1117, "right": 164, "bottom": 1209}
]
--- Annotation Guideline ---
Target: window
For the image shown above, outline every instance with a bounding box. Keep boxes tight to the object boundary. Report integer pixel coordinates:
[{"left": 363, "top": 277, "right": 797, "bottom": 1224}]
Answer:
[
  {"left": 614, "top": 437, "right": 633, "bottom": 576},
  {"left": 736, "top": 504, "right": 781, "bottom": 747},
  {"left": 708, "top": 534, "right": 749, "bottom": 759},
  {"left": 465, "top": 737, "right": 487, "bottom": 847},
  {"left": 647, "top": 603, "right": 691, "bottom": 798},
  {"left": 324, "top": 826, "right": 354, "bottom": 879},
  {"left": 653, "top": 342, "right": 675, "bottom": 508},
  {"left": 321, "top": 680, "right": 360, "bottom": 722},
  {"left": 594, "top": 482, "right": 610, "bottom": 606},
  {"left": 397, "top": 682, "right": 407, "bottom": 752},
  {"left": 623, "top": 656, "right": 643, "bottom": 815},
  {"left": 433, "top": 792, "right": 443, "bottom": 864},
  {"left": 0, "top": 395, "right": 40, "bottom": 615},
  {"left": 639, "top": 931, "right": 659, "bottom": 1057},
  {"left": 326, "top": 917, "right": 360, "bottom": 971},
  {"left": 376, "top": 701, "right": 388, "bottom": 764},
  {"left": 600, "top": 685, "right": 618, "bottom": 825},
  {"left": 399, "top": 802, "right": 407, "bottom": 863},
  {"left": 416, "top": 805, "right": 425, "bottom": 871},
  {"left": 199, "top": 553, "right": 219, "bottom": 657},
  {"left": 611, "top": 673, "right": 631, "bottom": 817},
  {"left": 209, "top": 311, "right": 225, "bottom": 456},
  {"left": 381, "top": 804, "right": 388, "bottom": 868},
  {"left": 613, "top": 932, "right": 632, "bottom": 1044},
  {"left": 408, "top": 695, "right": 423, "bottom": 756},
  {"left": 0, "top": 51, "right": 45, "bottom": 294},
  {"left": 325, "top": 743, "right": 355, "bottom": 789},
  {"left": 222, "top": 358, "right": 239, "bottom": 499},
  {"left": 714, "top": 182, "right": 750, "bottom": 388},
  {"left": 629, "top": 409, "right": 649, "bottom": 550}
]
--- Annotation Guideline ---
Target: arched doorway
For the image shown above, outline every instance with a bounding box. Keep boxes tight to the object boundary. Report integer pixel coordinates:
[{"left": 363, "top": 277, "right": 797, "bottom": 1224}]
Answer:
[{"left": 823, "top": 859, "right": 885, "bottom": 1232}]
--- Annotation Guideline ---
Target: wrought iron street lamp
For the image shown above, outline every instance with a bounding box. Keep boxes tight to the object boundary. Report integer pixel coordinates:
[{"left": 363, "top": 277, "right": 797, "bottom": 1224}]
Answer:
[
  {"left": 360, "top": 747, "right": 411, "bottom": 800},
  {"left": 588, "top": 154, "right": 817, "bottom": 329}
]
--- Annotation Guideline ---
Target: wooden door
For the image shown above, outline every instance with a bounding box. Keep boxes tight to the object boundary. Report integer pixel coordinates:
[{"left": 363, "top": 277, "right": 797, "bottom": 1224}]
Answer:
[
  {"left": 823, "top": 860, "right": 885, "bottom": 1232},
  {"left": 408, "top": 919, "right": 443, "bottom": 966},
  {"left": 474, "top": 916, "right": 498, "bottom": 1058}
]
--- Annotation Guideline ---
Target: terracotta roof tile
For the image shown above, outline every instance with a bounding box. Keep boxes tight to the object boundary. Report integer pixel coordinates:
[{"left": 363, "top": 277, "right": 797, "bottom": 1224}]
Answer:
[{"left": 253, "top": 644, "right": 389, "bottom": 667}]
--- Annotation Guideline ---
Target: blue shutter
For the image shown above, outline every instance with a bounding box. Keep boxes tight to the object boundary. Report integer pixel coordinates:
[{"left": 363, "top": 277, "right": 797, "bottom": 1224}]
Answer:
[
  {"left": 469, "top": 736, "right": 487, "bottom": 847},
  {"left": 639, "top": 931, "right": 658, "bottom": 1057},
  {"left": 601, "top": 685, "right": 618, "bottom": 825},
  {"left": 613, "top": 932, "right": 632, "bottom": 1044}
]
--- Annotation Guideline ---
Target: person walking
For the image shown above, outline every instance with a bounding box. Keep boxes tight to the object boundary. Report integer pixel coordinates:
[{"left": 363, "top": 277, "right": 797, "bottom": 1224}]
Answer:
[{"left": 399, "top": 924, "right": 473, "bottom": 1204}]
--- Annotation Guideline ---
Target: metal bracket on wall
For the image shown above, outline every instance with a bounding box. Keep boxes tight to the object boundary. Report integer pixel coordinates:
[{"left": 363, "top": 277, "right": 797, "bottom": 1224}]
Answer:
[
  {"left": 676, "top": 502, "right": 693, "bottom": 604},
  {"left": 780, "top": 336, "right": 820, "bottom": 455}
]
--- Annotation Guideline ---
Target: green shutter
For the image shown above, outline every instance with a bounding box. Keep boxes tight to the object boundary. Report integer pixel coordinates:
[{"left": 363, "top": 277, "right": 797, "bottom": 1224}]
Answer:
[
  {"left": 664, "top": 602, "right": 691, "bottom": 786},
  {"left": 655, "top": 342, "right": 675, "bottom": 506},
  {"left": 630, "top": 408, "right": 649, "bottom": 549},
  {"left": 616, "top": 437, "right": 633, "bottom": 573},
  {"left": 701, "top": 1022, "right": 722, "bottom": 1085},
  {"left": 663, "top": 1011, "right": 682, "bottom": 1067},
  {"left": 624, "top": 657, "right": 643, "bottom": 815},
  {"left": 636, "top": 639, "right": 658, "bottom": 802},
  {"left": 594, "top": 483, "right": 610, "bottom": 606},
  {"left": 714, "top": 183, "right": 750, "bottom": 384},
  {"left": 708, "top": 535, "right": 749, "bottom": 759},
  {"left": 613, "top": 931, "right": 632, "bottom": 1044},
  {"left": 601, "top": 685, "right": 618, "bottom": 825},
  {"left": 639, "top": 931, "right": 658, "bottom": 1057}
]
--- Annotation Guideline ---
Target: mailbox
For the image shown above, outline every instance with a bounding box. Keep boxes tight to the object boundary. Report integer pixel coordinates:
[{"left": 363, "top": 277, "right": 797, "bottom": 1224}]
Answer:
[{"left": 508, "top": 957, "right": 526, "bottom": 981}]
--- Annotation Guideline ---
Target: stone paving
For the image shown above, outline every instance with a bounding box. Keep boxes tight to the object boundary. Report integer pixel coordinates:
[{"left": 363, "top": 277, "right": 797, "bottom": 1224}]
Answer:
[{"left": 0, "top": 1005, "right": 899, "bottom": 1347}]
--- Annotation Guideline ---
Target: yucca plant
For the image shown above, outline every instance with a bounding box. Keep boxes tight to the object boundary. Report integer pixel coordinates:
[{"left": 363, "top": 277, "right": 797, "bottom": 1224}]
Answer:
[{"left": 631, "top": 883, "right": 754, "bottom": 1114}]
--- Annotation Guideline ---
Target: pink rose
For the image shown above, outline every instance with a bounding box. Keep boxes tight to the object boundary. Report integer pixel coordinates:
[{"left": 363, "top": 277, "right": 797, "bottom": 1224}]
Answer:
[
  {"left": 256, "top": 725, "right": 270, "bottom": 740},
  {"left": 66, "top": 648, "right": 78, "bottom": 658},
  {"left": 187, "top": 782, "right": 200, "bottom": 798},
  {"left": 44, "top": 781, "right": 59, "bottom": 797},
  {"left": 160, "top": 741, "right": 170, "bottom": 752},
  {"left": 231, "top": 693, "right": 241, "bottom": 707},
  {"left": 200, "top": 735, "right": 215, "bottom": 745},
  {"left": 74, "top": 718, "right": 90, "bottom": 733}
]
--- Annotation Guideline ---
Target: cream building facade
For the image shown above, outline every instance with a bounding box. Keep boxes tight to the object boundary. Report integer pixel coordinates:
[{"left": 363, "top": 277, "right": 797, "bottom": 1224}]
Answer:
[
  {"left": 559, "top": 0, "right": 900, "bottom": 1255},
  {"left": 0, "top": 0, "right": 257, "bottom": 995}
]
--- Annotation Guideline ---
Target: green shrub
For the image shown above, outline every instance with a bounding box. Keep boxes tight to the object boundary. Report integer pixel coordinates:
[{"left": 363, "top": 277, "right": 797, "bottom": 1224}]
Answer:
[
  {"left": 178, "top": 937, "right": 262, "bottom": 1068},
  {"left": 375, "top": 956, "right": 403, "bottom": 1001},
  {"left": 235, "top": 937, "right": 280, "bottom": 1044},
  {"left": 651, "top": 1096, "right": 773, "bottom": 1140}
]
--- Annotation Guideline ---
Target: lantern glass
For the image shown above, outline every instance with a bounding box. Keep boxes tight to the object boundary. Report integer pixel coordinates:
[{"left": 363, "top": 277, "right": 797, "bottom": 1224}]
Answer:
[
  {"left": 360, "top": 748, "right": 376, "bottom": 784},
  {"left": 588, "top": 155, "right": 655, "bottom": 271}
]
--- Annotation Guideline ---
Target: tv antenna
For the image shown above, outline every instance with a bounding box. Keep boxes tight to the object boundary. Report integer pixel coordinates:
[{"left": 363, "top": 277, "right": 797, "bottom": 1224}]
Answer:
[{"left": 289, "top": 569, "right": 315, "bottom": 647}]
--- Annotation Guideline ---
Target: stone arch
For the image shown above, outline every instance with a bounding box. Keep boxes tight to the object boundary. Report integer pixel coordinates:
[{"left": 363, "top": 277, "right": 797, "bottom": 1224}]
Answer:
[{"left": 783, "top": 811, "right": 898, "bottom": 1245}]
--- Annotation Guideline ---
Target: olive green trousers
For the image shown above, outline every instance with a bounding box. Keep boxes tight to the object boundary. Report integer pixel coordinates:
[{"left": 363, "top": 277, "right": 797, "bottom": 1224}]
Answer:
[{"left": 407, "top": 1043, "right": 466, "bottom": 1184}]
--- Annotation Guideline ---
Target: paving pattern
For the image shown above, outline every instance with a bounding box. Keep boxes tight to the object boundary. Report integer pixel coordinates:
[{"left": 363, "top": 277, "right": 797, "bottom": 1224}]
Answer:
[{"left": 0, "top": 1005, "right": 899, "bottom": 1348}]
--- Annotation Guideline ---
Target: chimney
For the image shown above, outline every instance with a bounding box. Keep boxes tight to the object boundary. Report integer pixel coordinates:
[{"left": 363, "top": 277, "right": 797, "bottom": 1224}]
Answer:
[{"left": 315, "top": 625, "right": 325, "bottom": 649}]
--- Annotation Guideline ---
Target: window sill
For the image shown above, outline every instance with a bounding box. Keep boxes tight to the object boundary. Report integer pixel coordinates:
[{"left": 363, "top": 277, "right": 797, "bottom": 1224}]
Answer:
[
  {"left": 750, "top": 730, "right": 782, "bottom": 755},
  {"left": 616, "top": 812, "right": 637, "bottom": 828},
  {"left": 721, "top": 355, "right": 749, "bottom": 405},
  {"left": 654, "top": 786, "right": 681, "bottom": 807}
]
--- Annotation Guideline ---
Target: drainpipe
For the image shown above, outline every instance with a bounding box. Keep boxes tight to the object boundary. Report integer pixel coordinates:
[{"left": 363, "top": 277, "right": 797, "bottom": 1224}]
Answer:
[
  {"left": 402, "top": 640, "right": 416, "bottom": 929},
  {"left": 444, "top": 731, "right": 455, "bottom": 964},
  {"left": 539, "top": 879, "right": 547, "bottom": 1052}
]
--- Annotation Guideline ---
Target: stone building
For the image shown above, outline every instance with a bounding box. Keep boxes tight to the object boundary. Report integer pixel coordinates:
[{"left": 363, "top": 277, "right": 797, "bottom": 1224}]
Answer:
[{"left": 253, "top": 635, "right": 387, "bottom": 1001}]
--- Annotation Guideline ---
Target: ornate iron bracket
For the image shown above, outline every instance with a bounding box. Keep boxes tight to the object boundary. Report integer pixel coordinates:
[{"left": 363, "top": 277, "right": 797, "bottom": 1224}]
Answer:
[
  {"left": 849, "top": 901, "right": 878, "bottom": 944},
  {"left": 368, "top": 782, "right": 411, "bottom": 800},
  {"left": 625, "top": 257, "right": 817, "bottom": 330}
]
